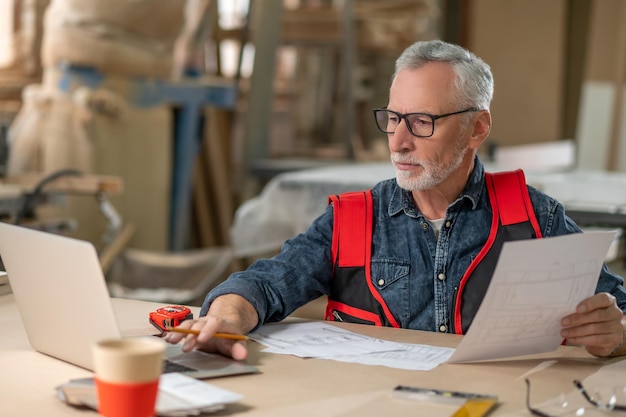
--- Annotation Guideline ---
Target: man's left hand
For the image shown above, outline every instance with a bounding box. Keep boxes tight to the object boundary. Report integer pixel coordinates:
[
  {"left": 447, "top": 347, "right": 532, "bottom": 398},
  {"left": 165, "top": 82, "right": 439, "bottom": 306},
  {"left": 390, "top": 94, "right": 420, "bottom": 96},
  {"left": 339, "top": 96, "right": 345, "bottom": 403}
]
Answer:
[{"left": 561, "top": 292, "right": 625, "bottom": 357}]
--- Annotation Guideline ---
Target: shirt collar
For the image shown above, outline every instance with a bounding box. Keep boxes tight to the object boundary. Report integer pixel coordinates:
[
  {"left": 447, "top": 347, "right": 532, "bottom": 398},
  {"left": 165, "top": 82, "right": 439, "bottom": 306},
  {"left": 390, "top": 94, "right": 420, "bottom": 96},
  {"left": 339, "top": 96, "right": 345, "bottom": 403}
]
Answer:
[
  {"left": 462, "top": 156, "right": 485, "bottom": 210},
  {"left": 387, "top": 156, "right": 486, "bottom": 217}
]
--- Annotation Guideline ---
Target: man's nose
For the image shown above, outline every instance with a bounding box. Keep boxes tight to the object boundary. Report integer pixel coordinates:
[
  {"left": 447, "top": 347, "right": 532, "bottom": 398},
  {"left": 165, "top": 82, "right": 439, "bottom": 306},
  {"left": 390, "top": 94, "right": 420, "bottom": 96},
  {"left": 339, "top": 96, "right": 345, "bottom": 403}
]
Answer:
[{"left": 388, "top": 122, "right": 415, "bottom": 152}]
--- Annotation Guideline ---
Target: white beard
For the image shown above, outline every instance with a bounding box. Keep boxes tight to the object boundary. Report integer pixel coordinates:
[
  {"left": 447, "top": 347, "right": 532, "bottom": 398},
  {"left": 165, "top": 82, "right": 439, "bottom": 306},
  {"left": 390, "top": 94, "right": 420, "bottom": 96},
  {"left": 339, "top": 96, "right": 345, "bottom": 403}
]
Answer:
[{"left": 392, "top": 140, "right": 468, "bottom": 191}]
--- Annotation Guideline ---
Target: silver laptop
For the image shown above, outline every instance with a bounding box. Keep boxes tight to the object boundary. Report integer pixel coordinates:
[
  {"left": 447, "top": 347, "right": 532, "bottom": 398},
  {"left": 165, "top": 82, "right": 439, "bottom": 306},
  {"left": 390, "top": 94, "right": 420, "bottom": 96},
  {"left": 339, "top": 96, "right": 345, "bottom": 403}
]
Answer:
[{"left": 0, "top": 222, "right": 258, "bottom": 378}]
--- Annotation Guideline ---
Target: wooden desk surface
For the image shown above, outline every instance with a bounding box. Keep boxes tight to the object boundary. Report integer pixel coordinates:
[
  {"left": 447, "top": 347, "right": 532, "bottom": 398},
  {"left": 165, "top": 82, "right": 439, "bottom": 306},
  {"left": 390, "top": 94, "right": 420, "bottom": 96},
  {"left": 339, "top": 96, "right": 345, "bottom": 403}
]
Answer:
[{"left": 1, "top": 293, "right": 624, "bottom": 417}]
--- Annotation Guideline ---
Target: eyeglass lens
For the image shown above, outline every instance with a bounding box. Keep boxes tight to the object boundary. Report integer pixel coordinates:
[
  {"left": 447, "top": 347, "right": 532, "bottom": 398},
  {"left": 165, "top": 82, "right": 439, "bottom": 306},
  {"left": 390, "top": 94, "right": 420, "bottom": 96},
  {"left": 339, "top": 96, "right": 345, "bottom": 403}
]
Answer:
[
  {"left": 526, "top": 378, "right": 626, "bottom": 417},
  {"left": 575, "top": 380, "right": 626, "bottom": 412},
  {"left": 374, "top": 110, "right": 435, "bottom": 137}
]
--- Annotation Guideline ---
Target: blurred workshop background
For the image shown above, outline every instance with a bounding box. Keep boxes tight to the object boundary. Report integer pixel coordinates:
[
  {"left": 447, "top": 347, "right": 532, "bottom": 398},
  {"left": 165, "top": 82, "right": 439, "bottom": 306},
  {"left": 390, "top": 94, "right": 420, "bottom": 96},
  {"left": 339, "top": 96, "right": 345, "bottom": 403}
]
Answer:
[{"left": 0, "top": 0, "right": 625, "bottom": 305}]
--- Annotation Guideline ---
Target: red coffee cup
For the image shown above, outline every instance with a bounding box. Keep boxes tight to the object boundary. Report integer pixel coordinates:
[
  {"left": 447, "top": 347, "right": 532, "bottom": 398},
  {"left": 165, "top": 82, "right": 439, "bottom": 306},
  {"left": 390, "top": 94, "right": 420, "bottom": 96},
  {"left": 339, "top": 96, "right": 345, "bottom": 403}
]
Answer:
[{"left": 92, "top": 338, "right": 165, "bottom": 417}]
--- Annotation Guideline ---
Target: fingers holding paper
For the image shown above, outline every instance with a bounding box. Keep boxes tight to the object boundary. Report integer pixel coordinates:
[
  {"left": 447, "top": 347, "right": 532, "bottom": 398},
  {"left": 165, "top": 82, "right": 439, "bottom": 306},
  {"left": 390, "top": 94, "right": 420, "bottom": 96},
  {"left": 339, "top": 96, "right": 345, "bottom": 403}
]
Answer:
[{"left": 561, "top": 292, "right": 626, "bottom": 357}]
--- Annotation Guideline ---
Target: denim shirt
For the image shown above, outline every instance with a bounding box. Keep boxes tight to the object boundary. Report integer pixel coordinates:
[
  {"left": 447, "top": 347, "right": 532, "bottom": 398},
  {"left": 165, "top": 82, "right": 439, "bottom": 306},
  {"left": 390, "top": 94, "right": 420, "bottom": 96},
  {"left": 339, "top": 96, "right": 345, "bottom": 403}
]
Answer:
[{"left": 201, "top": 158, "right": 626, "bottom": 332}]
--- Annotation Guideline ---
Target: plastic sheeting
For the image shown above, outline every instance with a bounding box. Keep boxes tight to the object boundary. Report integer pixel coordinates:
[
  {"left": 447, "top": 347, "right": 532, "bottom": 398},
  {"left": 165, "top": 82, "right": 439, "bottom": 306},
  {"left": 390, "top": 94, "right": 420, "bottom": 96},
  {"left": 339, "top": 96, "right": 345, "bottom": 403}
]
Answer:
[{"left": 230, "top": 163, "right": 395, "bottom": 257}]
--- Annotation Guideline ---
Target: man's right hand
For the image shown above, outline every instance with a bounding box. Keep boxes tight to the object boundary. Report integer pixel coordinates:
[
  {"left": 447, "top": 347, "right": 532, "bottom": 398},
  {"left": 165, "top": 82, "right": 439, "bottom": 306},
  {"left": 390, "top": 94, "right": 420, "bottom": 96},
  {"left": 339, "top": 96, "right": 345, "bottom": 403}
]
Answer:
[{"left": 163, "top": 294, "right": 258, "bottom": 360}]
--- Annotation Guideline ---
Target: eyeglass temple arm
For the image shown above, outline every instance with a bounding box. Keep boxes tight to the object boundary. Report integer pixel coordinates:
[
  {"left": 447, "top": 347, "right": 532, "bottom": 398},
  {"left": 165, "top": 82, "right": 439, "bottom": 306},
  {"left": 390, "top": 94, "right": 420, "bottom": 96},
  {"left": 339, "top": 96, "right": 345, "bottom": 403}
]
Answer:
[{"left": 525, "top": 379, "right": 556, "bottom": 417}]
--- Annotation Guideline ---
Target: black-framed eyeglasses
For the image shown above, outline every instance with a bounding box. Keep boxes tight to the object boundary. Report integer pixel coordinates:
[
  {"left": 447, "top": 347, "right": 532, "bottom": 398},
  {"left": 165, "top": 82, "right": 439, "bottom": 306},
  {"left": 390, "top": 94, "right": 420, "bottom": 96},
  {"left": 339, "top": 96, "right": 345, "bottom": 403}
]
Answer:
[
  {"left": 372, "top": 107, "right": 479, "bottom": 138},
  {"left": 525, "top": 378, "right": 626, "bottom": 417}
]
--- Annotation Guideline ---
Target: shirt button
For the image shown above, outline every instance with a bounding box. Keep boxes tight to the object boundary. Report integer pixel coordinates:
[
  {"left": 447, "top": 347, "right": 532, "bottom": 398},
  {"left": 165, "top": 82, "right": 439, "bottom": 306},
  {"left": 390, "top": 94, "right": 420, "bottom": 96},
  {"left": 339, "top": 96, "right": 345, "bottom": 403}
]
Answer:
[
  {"left": 437, "top": 273, "right": 445, "bottom": 281},
  {"left": 378, "top": 279, "right": 385, "bottom": 286},
  {"left": 439, "top": 325, "right": 447, "bottom": 332},
  {"left": 445, "top": 221, "right": 451, "bottom": 228},
  {"left": 422, "top": 222, "right": 429, "bottom": 230}
]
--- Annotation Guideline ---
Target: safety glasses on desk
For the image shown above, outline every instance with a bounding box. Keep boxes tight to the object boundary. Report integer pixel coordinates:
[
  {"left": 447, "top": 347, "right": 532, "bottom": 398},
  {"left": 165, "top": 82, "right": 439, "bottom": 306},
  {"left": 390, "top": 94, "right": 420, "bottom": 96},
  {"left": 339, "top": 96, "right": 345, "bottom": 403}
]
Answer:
[{"left": 525, "top": 378, "right": 626, "bottom": 416}]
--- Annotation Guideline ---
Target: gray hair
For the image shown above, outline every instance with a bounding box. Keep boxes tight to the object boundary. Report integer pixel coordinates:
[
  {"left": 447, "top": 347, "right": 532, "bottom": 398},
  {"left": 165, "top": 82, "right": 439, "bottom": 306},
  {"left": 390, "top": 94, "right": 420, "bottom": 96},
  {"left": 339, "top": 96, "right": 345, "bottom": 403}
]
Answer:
[{"left": 393, "top": 40, "right": 494, "bottom": 111}]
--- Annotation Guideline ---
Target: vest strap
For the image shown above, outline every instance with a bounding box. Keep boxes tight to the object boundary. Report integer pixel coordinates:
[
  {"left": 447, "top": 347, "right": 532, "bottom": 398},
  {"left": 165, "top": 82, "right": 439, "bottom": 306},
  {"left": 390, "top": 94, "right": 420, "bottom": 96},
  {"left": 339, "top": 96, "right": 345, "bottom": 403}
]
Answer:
[
  {"left": 491, "top": 170, "right": 533, "bottom": 226},
  {"left": 329, "top": 192, "right": 370, "bottom": 267}
]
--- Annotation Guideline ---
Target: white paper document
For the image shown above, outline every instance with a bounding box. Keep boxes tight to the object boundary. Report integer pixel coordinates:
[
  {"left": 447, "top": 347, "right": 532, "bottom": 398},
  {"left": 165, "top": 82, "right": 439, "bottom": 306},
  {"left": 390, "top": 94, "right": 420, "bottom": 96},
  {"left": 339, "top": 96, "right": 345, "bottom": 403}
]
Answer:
[
  {"left": 249, "top": 322, "right": 454, "bottom": 370},
  {"left": 327, "top": 342, "right": 455, "bottom": 371},
  {"left": 156, "top": 372, "right": 243, "bottom": 415},
  {"left": 249, "top": 321, "right": 397, "bottom": 357},
  {"left": 447, "top": 231, "right": 617, "bottom": 363}
]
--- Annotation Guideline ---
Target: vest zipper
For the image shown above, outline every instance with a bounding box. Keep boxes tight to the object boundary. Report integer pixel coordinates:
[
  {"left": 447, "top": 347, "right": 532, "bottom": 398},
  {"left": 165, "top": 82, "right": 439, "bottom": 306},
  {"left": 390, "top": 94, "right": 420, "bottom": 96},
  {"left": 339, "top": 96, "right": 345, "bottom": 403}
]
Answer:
[
  {"left": 332, "top": 310, "right": 344, "bottom": 322},
  {"left": 451, "top": 286, "right": 459, "bottom": 334}
]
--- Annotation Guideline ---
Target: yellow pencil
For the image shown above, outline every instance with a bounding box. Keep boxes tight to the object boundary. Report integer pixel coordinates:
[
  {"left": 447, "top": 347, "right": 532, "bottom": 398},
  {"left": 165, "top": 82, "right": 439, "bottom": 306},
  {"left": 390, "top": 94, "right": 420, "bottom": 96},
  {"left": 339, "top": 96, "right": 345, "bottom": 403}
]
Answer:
[{"left": 165, "top": 326, "right": 249, "bottom": 340}]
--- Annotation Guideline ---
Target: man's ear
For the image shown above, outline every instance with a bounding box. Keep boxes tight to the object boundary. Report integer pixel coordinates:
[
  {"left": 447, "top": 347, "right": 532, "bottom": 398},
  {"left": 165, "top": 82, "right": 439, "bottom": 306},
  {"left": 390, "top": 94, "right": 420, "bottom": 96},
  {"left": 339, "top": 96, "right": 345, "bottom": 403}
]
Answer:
[{"left": 468, "top": 110, "right": 491, "bottom": 150}]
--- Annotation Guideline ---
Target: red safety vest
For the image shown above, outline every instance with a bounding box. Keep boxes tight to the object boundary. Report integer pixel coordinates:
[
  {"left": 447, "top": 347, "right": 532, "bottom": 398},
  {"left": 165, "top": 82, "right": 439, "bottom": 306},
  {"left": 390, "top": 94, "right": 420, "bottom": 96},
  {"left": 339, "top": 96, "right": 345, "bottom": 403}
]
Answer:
[{"left": 325, "top": 170, "right": 543, "bottom": 334}]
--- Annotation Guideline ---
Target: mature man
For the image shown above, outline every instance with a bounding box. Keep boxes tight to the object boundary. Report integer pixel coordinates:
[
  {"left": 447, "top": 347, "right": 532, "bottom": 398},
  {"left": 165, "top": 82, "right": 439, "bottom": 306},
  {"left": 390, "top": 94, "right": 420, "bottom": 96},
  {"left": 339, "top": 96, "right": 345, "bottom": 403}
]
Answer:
[{"left": 165, "top": 40, "right": 626, "bottom": 360}]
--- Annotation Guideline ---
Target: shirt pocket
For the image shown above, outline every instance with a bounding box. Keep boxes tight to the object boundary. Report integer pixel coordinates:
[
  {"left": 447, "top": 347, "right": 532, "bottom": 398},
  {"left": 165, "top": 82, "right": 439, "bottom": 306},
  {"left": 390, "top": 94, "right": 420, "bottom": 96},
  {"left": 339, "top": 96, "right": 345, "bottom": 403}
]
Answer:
[{"left": 370, "top": 259, "right": 410, "bottom": 290}]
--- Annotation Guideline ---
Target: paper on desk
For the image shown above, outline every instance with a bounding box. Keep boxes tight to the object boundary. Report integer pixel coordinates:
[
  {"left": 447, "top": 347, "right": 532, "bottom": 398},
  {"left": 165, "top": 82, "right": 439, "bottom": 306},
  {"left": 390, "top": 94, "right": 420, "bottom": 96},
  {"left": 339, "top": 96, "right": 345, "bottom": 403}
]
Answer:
[
  {"left": 56, "top": 372, "right": 242, "bottom": 416},
  {"left": 327, "top": 342, "right": 455, "bottom": 371},
  {"left": 156, "top": 373, "right": 242, "bottom": 415},
  {"left": 447, "top": 231, "right": 616, "bottom": 363},
  {"left": 249, "top": 322, "right": 396, "bottom": 357},
  {"left": 249, "top": 322, "right": 454, "bottom": 370}
]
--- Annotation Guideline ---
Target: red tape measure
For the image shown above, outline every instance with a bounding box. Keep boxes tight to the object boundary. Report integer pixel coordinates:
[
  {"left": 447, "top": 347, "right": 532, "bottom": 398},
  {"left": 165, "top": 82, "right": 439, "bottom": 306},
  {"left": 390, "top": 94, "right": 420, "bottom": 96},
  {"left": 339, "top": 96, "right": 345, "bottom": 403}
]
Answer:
[{"left": 149, "top": 305, "right": 193, "bottom": 334}]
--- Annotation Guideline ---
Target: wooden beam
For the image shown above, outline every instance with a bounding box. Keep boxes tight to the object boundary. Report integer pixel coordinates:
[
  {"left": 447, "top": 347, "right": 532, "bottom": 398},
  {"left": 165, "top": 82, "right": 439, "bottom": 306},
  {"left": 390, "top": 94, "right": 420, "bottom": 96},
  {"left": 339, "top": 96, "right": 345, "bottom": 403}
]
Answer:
[
  {"left": 606, "top": 1, "right": 626, "bottom": 171},
  {"left": 3, "top": 173, "right": 124, "bottom": 195}
]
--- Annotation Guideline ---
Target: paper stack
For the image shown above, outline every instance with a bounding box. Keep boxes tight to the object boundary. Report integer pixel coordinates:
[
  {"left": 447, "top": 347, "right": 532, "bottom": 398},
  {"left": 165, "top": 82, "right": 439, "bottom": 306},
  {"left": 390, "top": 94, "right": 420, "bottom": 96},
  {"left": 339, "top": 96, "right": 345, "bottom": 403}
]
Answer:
[{"left": 57, "top": 372, "right": 243, "bottom": 416}]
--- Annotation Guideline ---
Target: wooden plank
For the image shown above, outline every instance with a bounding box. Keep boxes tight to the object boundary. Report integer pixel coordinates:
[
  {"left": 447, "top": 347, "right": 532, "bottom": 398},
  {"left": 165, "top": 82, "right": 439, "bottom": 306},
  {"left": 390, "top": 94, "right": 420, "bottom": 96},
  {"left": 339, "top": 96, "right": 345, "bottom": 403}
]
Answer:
[
  {"left": 205, "top": 107, "right": 234, "bottom": 245},
  {"left": 240, "top": 1, "right": 283, "bottom": 192},
  {"left": 3, "top": 173, "right": 124, "bottom": 194},
  {"left": 192, "top": 158, "right": 217, "bottom": 247},
  {"left": 281, "top": 8, "right": 341, "bottom": 44},
  {"left": 606, "top": 1, "right": 626, "bottom": 171},
  {"left": 99, "top": 223, "right": 136, "bottom": 275}
]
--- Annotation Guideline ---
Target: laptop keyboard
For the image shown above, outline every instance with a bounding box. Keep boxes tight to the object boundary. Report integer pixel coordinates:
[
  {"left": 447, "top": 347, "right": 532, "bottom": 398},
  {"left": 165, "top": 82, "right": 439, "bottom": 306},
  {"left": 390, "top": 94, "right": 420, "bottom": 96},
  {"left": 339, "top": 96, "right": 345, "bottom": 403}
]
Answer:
[{"left": 163, "top": 360, "right": 196, "bottom": 374}]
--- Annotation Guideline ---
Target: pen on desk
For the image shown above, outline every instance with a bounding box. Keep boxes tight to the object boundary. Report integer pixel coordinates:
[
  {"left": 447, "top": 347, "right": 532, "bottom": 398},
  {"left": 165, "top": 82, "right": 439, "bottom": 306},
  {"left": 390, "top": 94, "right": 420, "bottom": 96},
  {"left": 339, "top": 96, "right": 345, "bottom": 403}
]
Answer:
[{"left": 165, "top": 327, "right": 249, "bottom": 340}]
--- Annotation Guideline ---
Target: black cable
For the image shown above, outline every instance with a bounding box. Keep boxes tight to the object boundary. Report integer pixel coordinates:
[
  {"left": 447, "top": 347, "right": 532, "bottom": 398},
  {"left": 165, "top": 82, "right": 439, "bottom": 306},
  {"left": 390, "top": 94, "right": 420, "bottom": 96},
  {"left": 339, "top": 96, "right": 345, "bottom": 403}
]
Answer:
[{"left": 13, "top": 168, "right": 83, "bottom": 225}]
